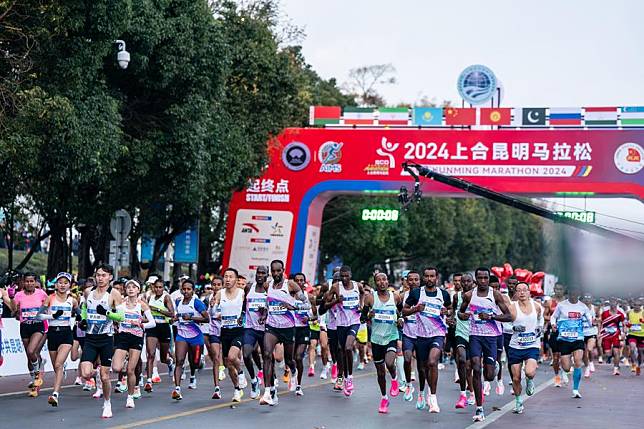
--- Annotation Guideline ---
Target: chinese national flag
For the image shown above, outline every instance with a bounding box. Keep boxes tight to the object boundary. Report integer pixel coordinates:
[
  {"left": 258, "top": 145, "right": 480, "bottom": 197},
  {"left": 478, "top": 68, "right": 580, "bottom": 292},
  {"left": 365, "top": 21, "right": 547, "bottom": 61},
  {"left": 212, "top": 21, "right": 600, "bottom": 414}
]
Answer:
[
  {"left": 480, "top": 108, "right": 512, "bottom": 125},
  {"left": 444, "top": 107, "right": 476, "bottom": 125}
]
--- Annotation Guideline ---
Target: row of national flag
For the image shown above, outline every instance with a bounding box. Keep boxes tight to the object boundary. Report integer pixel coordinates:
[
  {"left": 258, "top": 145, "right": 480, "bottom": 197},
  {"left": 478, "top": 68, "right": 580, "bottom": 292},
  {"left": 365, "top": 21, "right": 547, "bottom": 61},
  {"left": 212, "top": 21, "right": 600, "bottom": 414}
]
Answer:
[{"left": 309, "top": 106, "right": 644, "bottom": 127}]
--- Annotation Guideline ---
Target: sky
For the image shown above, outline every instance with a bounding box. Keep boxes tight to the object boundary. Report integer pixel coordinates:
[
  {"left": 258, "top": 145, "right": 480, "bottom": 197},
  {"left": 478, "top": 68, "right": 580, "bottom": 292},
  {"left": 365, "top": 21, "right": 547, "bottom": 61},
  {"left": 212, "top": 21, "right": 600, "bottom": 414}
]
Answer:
[{"left": 281, "top": 0, "right": 644, "bottom": 236}]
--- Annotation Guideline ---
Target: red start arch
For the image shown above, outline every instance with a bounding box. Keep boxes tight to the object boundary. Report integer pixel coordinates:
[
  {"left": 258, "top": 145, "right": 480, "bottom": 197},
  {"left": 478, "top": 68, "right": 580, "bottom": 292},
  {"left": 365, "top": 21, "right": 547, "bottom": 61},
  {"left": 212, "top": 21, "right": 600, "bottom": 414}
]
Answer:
[{"left": 222, "top": 128, "right": 644, "bottom": 281}]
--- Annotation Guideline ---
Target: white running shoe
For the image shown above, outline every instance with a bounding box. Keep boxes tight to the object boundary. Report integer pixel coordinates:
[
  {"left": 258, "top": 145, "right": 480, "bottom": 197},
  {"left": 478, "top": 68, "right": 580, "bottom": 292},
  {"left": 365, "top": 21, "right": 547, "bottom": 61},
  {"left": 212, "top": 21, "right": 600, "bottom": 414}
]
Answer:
[
  {"left": 429, "top": 395, "right": 440, "bottom": 413},
  {"left": 572, "top": 389, "right": 582, "bottom": 398},
  {"left": 239, "top": 372, "right": 248, "bottom": 389},
  {"left": 259, "top": 389, "right": 274, "bottom": 406},
  {"left": 132, "top": 386, "right": 141, "bottom": 399},
  {"left": 295, "top": 386, "right": 304, "bottom": 396},
  {"left": 74, "top": 376, "right": 83, "bottom": 386},
  {"left": 495, "top": 380, "right": 505, "bottom": 395},
  {"left": 181, "top": 369, "right": 186, "bottom": 381},
  {"left": 102, "top": 401, "right": 113, "bottom": 418},
  {"left": 411, "top": 371, "right": 416, "bottom": 381},
  {"left": 483, "top": 381, "right": 491, "bottom": 396},
  {"left": 562, "top": 371, "right": 569, "bottom": 385},
  {"left": 320, "top": 367, "right": 328, "bottom": 380},
  {"left": 93, "top": 386, "right": 103, "bottom": 399},
  {"left": 218, "top": 366, "right": 226, "bottom": 381},
  {"left": 589, "top": 361, "right": 595, "bottom": 372},
  {"left": 288, "top": 372, "right": 297, "bottom": 391},
  {"left": 188, "top": 376, "right": 197, "bottom": 389},
  {"left": 232, "top": 388, "right": 244, "bottom": 402},
  {"left": 584, "top": 367, "right": 591, "bottom": 378},
  {"left": 126, "top": 396, "right": 135, "bottom": 408},
  {"left": 357, "top": 362, "right": 365, "bottom": 370}
]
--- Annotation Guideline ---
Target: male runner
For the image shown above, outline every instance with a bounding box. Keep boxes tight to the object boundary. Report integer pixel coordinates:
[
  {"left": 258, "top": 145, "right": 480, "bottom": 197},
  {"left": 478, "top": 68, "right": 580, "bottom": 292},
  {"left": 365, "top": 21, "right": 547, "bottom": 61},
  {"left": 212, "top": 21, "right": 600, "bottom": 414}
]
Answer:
[
  {"left": 507, "top": 282, "right": 543, "bottom": 413},
  {"left": 458, "top": 267, "right": 512, "bottom": 422},
  {"left": 544, "top": 283, "right": 567, "bottom": 386},
  {"left": 363, "top": 273, "right": 402, "bottom": 413},
  {"left": 487, "top": 275, "right": 507, "bottom": 396},
  {"left": 581, "top": 294, "right": 598, "bottom": 378},
  {"left": 626, "top": 298, "right": 644, "bottom": 375},
  {"left": 448, "top": 273, "right": 462, "bottom": 382},
  {"left": 330, "top": 265, "right": 365, "bottom": 397},
  {"left": 453, "top": 272, "right": 475, "bottom": 409},
  {"left": 293, "top": 272, "right": 317, "bottom": 395},
  {"left": 242, "top": 266, "right": 268, "bottom": 399},
  {"left": 79, "top": 264, "right": 123, "bottom": 418},
  {"left": 401, "top": 270, "right": 424, "bottom": 407},
  {"left": 321, "top": 269, "right": 343, "bottom": 388},
  {"left": 551, "top": 284, "right": 593, "bottom": 398},
  {"left": 601, "top": 298, "right": 626, "bottom": 375},
  {"left": 403, "top": 267, "right": 452, "bottom": 413}
]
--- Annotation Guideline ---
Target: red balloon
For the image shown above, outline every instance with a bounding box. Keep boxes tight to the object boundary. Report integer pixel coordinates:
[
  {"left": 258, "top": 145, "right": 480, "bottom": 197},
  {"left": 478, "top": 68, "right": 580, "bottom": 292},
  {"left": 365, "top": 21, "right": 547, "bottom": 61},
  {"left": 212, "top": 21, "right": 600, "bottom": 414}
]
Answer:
[
  {"left": 514, "top": 268, "right": 529, "bottom": 281},
  {"left": 531, "top": 271, "right": 545, "bottom": 282},
  {"left": 491, "top": 266, "right": 504, "bottom": 279},
  {"left": 529, "top": 280, "right": 544, "bottom": 296},
  {"left": 503, "top": 263, "right": 513, "bottom": 279}
]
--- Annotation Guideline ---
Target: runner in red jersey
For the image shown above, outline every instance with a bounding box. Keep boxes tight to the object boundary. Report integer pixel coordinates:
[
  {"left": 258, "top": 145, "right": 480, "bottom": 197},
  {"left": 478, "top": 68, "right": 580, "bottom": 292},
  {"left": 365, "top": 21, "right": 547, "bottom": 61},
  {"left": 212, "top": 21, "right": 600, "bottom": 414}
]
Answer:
[{"left": 600, "top": 298, "right": 625, "bottom": 375}]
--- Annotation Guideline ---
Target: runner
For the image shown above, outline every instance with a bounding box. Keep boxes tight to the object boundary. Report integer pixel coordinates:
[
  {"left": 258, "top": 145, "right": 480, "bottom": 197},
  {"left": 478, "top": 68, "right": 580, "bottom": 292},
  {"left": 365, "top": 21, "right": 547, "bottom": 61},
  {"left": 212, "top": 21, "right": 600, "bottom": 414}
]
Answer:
[
  {"left": 242, "top": 266, "right": 268, "bottom": 399},
  {"left": 79, "top": 264, "right": 123, "bottom": 418},
  {"left": 36, "top": 272, "right": 78, "bottom": 406},
  {"left": 292, "top": 272, "right": 317, "bottom": 396},
  {"left": 581, "top": 294, "right": 598, "bottom": 378},
  {"left": 488, "top": 275, "right": 507, "bottom": 396},
  {"left": 321, "top": 269, "right": 343, "bottom": 389},
  {"left": 0, "top": 281, "right": 16, "bottom": 367},
  {"left": 172, "top": 278, "right": 209, "bottom": 400},
  {"left": 600, "top": 298, "right": 626, "bottom": 375},
  {"left": 212, "top": 268, "right": 245, "bottom": 402},
  {"left": 551, "top": 284, "right": 593, "bottom": 398},
  {"left": 458, "top": 267, "right": 512, "bottom": 422},
  {"left": 507, "top": 282, "right": 543, "bottom": 414},
  {"left": 362, "top": 272, "right": 402, "bottom": 414},
  {"left": 544, "top": 283, "right": 567, "bottom": 387},
  {"left": 330, "top": 265, "right": 365, "bottom": 397},
  {"left": 207, "top": 276, "right": 223, "bottom": 399},
  {"left": 307, "top": 284, "right": 326, "bottom": 378},
  {"left": 401, "top": 270, "right": 424, "bottom": 407},
  {"left": 403, "top": 266, "right": 451, "bottom": 413},
  {"left": 260, "top": 259, "right": 308, "bottom": 406},
  {"left": 626, "top": 298, "right": 644, "bottom": 375},
  {"left": 453, "top": 272, "right": 475, "bottom": 409},
  {"left": 13, "top": 272, "right": 49, "bottom": 396},
  {"left": 144, "top": 278, "right": 175, "bottom": 392},
  {"left": 112, "top": 280, "right": 156, "bottom": 408},
  {"left": 447, "top": 273, "right": 462, "bottom": 384}
]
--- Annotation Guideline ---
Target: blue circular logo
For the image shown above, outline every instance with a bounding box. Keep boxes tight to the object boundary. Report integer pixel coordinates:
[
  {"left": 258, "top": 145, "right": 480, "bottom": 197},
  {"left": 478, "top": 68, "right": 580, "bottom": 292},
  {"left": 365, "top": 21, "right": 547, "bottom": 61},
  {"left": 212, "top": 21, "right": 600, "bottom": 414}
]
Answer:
[{"left": 457, "top": 65, "right": 497, "bottom": 105}]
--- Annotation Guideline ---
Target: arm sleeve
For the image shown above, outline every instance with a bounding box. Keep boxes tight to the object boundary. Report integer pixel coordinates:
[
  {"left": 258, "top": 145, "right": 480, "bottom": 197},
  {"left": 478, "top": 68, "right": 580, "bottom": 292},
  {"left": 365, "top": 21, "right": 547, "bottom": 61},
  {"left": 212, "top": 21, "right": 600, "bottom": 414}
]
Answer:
[
  {"left": 81, "top": 302, "right": 88, "bottom": 320},
  {"left": 405, "top": 288, "right": 419, "bottom": 307},
  {"left": 194, "top": 299, "right": 207, "bottom": 313},
  {"left": 107, "top": 309, "right": 125, "bottom": 322},
  {"left": 142, "top": 308, "right": 156, "bottom": 329}
]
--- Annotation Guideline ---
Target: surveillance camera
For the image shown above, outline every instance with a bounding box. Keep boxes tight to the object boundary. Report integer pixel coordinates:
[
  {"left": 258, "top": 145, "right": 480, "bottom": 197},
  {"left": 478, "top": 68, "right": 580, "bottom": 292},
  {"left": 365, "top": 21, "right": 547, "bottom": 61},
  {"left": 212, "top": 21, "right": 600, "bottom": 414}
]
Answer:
[{"left": 117, "top": 49, "right": 130, "bottom": 69}]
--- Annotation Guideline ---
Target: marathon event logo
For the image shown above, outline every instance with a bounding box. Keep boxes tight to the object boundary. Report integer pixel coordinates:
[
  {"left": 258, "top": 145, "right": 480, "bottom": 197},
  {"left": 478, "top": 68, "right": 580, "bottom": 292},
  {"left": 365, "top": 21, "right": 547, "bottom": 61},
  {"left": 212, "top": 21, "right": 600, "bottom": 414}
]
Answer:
[
  {"left": 318, "top": 141, "right": 343, "bottom": 173},
  {"left": 614, "top": 142, "right": 644, "bottom": 174},
  {"left": 457, "top": 65, "right": 497, "bottom": 105},
  {"left": 282, "top": 141, "right": 311, "bottom": 171}
]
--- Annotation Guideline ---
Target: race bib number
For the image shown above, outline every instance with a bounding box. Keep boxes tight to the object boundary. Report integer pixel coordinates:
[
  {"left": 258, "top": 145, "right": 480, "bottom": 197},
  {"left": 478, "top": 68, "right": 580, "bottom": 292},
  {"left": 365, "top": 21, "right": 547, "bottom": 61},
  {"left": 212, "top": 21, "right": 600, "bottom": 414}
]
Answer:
[
  {"left": 374, "top": 310, "right": 396, "bottom": 324},
  {"left": 87, "top": 312, "right": 107, "bottom": 323},
  {"left": 222, "top": 315, "right": 238, "bottom": 327},
  {"left": 558, "top": 319, "right": 581, "bottom": 340},
  {"left": 517, "top": 332, "right": 536, "bottom": 346},
  {"left": 343, "top": 296, "right": 359, "bottom": 310},
  {"left": 21, "top": 307, "right": 39, "bottom": 320},
  {"left": 474, "top": 309, "right": 493, "bottom": 324},
  {"left": 269, "top": 303, "right": 286, "bottom": 315},
  {"left": 178, "top": 313, "right": 192, "bottom": 324},
  {"left": 406, "top": 313, "right": 416, "bottom": 323},
  {"left": 248, "top": 299, "right": 265, "bottom": 312},
  {"left": 153, "top": 314, "right": 166, "bottom": 322},
  {"left": 422, "top": 303, "right": 442, "bottom": 318},
  {"left": 631, "top": 324, "right": 641, "bottom": 332}
]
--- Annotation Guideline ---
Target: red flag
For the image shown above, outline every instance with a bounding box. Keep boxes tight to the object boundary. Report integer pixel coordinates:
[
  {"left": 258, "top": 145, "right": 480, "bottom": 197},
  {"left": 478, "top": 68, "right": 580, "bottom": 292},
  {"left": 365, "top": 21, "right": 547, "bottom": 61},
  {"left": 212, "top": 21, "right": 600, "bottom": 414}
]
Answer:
[
  {"left": 480, "top": 108, "right": 512, "bottom": 125},
  {"left": 444, "top": 108, "right": 476, "bottom": 125}
]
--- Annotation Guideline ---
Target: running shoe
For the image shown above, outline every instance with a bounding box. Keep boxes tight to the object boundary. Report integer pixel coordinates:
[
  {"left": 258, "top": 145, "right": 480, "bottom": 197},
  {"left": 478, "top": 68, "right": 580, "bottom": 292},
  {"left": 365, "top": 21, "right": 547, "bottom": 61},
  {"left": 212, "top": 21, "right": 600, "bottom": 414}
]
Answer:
[
  {"left": 172, "top": 387, "right": 182, "bottom": 400},
  {"left": 308, "top": 366, "right": 315, "bottom": 377},
  {"left": 283, "top": 370, "right": 290, "bottom": 384},
  {"left": 472, "top": 407, "right": 485, "bottom": 422},
  {"left": 589, "top": 361, "right": 595, "bottom": 372},
  {"left": 416, "top": 392, "right": 426, "bottom": 410},
  {"left": 334, "top": 377, "right": 344, "bottom": 391},
  {"left": 218, "top": 366, "right": 226, "bottom": 381},
  {"left": 239, "top": 372, "right": 248, "bottom": 389},
  {"left": 410, "top": 371, "right": 416, "bottom": 381},
  {"left": 117, "top": 380, "right": 127, "bottom": 393},
  {"left": 250, "top": 379, "right": 260, "bottom": 399},
  {"left": 467, "top": 391, "right": 476, "bottom": 405},
  {"left": 378, "top": 397, "right": 390, "bottom": 414},
  {"left": 526, "top": 378, "right": 535, "bottom": 396},
  {"left": 48, "top": 392, "right": 59, "bottom": 407},
  {"left": 144, "top": 381, "right": 153, "bottom": 392},
  {"left": 232, "top": 388, "right": 244, "bottom": 402},
  {"left": 455, "top": 394, "right": 467, "bottom": 409},
  {"left": 399, "top": 380, "right": 407, "bottom": 392},
  {"left": 188, "top": 376, "right": 197, "bottom": 389},
  {"left": 637, "top": 366, "right": 641, "bottom": 376},
  {"left": 288, "top": 372, "right": 297, "bottom": 391},
  {"left": 259, "top": 389, "right": 273, "bottom": 406},
  {"left": 343, "top": 378, "right": 353, "bottom": 397},
  {"left": 320, "top": 366, "right": 328, "bottom": 380},
  {"left": 93, "top": 386, "right": 103, "bottom": 399},
  {"left": 102, "top": 401, "right": 113, "bottom": 418},
  {"left": 33, "top": 372, "right": 43, "bottom": 388},
  {"left": 257, "top": 370, "right": 264, "bottom": 383},
  {"left": 88, "top": 378, "right": 96, "bottom": 389},
  {"left": 631, "top": 363, "right": 637, "bottom": 373},
  {"left": 168, "top": 358, "right": 175, "bottom": 377},
  {"left": 389, "top": 379, "right": 399, "bottom": 397},
  {"left": 554, "top": 374, "right": 562, "bottom": 387},
  {"left": 357, "top": 362, "right": 365, "bottom": 370},
  {"left": 272, "top": 389, "right": 279, "bottom": 406},
  {"left": 584, "top": 367, "right": 591, "bottom": 378},
  {"left": 212, "top": 387, "right": 221, "bottom": 399},
  {"left": 151, "top": 367, "right": 161, "bottom": 383},
  {"left": 512, "top": 398, "right": 524, "bottom": 414},
  {"left": 331, "top": 363, "right": 338, "bottom": 380},
  {"left": 562, "top": 371, "right": 569, "bottom": 385},
  {"left": 74, "top": 377, "right": 83, "bottom": 386},
  {"left": 403, "top": 384, "right": 415, "bottom": 402},
  {"left": 572, "top": 389, "right": 582, "bottom": 398},
  {"left": 613, "top": 367, "right": 620, "bottom": 376},
  {"left": 495, "top": 380, "right": 505, "bottom": 395},
  {"left": 483, "top": 381, "right": 491, "bottom": 396},
  {"left": 82, "top": 382, "right": 92, "bottom": 391},
  {"left": 126, "top": 395, "right": 135, "bottom": 408},
  {"left": 295, "top": 386, "right": 304, "bottom": 396},
  {"left": 28, "top": 388, "right": 38, "bottom": 398},
  {"left": 429, "top": 395, "right": 440, "bottom": 413},
  {"left": 133, "top": 386, "right": 141, "bottom": 399}
]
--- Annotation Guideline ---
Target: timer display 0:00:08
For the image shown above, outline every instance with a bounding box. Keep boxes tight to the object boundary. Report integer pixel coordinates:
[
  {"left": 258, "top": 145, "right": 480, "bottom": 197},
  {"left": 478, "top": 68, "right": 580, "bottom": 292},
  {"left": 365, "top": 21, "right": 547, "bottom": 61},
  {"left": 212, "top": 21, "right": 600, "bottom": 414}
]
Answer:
[{"left": 361, "top": 209, "right": 399, "bottom": 221}]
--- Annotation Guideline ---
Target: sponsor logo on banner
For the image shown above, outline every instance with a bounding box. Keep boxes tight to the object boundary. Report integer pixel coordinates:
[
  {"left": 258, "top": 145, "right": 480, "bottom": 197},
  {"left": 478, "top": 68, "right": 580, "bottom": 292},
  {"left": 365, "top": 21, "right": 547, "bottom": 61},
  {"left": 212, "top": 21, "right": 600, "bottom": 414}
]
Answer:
[
  {"left": 246, "top": 178, "right": 290, "bottom": 203},
  {"left": 241, "top": 223, "right": 259, "bottom": 233},
  {"left": 457, "top": 65, "right": 497, "bottom": 105},
  {"left": 318, "top": 141, "right": 343, "bottom": 173},
  {"left": 614, "top": 142, "right": 644, "bottom": 174},
  {"left": 270, "top": 222, "right": 285, "bottom": 237},
  {"left": 282, "top": 142, "right": 311, "bottom": 171},
  {"left": 364, "top": 159, "right": 391, "bottom": 175}
]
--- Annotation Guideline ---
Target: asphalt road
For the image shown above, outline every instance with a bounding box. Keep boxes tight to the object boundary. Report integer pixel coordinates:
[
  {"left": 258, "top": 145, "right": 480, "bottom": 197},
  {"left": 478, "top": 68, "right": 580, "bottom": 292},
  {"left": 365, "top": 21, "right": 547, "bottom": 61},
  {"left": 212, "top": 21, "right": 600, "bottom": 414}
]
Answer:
[{"left": 0, "top": 359, "right": 641, "bottom": 429}]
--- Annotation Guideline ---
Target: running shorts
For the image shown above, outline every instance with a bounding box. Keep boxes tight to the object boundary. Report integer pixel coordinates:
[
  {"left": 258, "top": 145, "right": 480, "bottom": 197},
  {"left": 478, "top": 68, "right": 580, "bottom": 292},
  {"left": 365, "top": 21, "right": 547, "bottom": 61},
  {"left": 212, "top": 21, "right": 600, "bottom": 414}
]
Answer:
[
  {"left": 47, "top": 326, "right": 73, "bottom": 350},
  {"left": 146, "top": 324, "right": 172, "bottom": 342},
  {"left": 327, "top": 329, "right": 338, "bottom": 352},
  {"left": 446, "top": 326, "right": 457, "bottom": 352},
  {"left": 175, "top": 332, "right": 204, "bottom": 347},
  {"left": 601, "top": 336, "right": 621, "bottom": 351},
  {"left": 584, "top": 335, "right": 597, "bottom": 343},
  {"left": 558, "top": 339, "right": 585, "bottom": 356},
  {"left": 266, "top": 326, "right": 295, "bottom": 345},
  {"left": 242, "top": 328, "right": 264, "bottom": 347},
  {"left": 208, "top": 334, "right": 221, "bottom": 344},
  {"left": 337, "top": 324, "right": 360, "bottom": 348},
  {"left": 496, "top": 335, "right": 504, "bottom": 355},
  {"left": 503, "top": 332, "right": 512, "bottom": 353},
  {"left": 115, "top": 332, "right": 144, "bottom": 351},
  {"left": 416, "top": 335, "right": 445, "bottom": 363},
  {"left": 309, "top": 329, "right": 320, "bottom": 341},
  {"left": 295, "top": 326, "right": 311, "bottom": 345},
  {"left": 372, "top": 340, "right": 397, "bottom": 364},
  {"left": 627, "top": 335, "right": 644, "bottom": 348},
  {"left": 455, "top": 336, "right": 471, "bottom": 360},
  {"left": 402, "top": 334, "right": 416, "bottom": 353},
  {"left": 81, "top": 334, "right": 114, "bottom": 366},
  {"left": 20, "top": 321, "right": 46, "bottom": 339},
  {"left": 507, "top": 346, "right": 540, "bottom": 365},
  {"left": 221, "top": 327, "right": 243, "bottom": 357},
  {"left": 547, "top": 330, "right": 560, "bottom": 353},
  {"left": 469, "top": 335, "right": 498, "bottom": 364}
]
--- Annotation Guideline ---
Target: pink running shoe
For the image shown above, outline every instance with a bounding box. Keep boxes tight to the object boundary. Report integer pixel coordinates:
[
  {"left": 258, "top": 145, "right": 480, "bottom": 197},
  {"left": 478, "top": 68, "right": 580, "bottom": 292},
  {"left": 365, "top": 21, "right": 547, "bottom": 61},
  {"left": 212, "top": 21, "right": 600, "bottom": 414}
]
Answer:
[
  {"left": 343, "top": 378, "right": 354, "bottom": 397},
  {"left": 331, "top": 363, "right": 338, "bottom": 380},
  {"left": 308, "top": 366, "right": 315, "bottom": 377},
  {"left": 455, "top": 394, "right": 467, "bottom": 409},
  {"left": 389, "top": 379, "right": 399, "bottom": 397},
  {"left": 378, "top": 397, "right": 390, "bottom": 414},
  {"left": 257, "top": 370, "right": 264, "bottom": 383}
]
